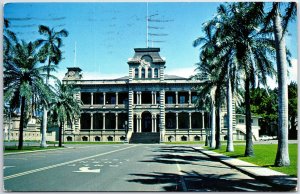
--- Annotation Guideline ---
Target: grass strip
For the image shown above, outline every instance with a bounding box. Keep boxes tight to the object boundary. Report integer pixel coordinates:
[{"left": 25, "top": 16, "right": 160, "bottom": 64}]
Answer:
[
  {"left": 207, "top": 144, "right": 297, "bottom": 177},
  {"left": 4, "top": 146, "right": 62, "bottom": 153}
]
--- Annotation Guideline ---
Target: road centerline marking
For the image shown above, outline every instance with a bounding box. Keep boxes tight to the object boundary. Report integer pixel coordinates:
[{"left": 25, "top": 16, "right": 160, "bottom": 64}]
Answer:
[
  {"left": 172, "top": 153, "right": 188, "bottom": 191},
  {"left": 4, "top": 145, "right": 137, "bottom": 181}
]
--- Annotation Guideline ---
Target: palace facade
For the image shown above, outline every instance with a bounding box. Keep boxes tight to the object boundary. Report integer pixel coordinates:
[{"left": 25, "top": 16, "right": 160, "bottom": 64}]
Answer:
[{"left": 62, "top": 47, "right": 258, "bottom": 143}]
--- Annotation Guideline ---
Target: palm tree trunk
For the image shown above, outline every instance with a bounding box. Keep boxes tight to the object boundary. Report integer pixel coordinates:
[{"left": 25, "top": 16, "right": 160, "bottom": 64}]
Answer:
[
  {"left": 226, "top": 78, "right": 234, "bottom": 152},
  {"left": 273, "top": 10, "right": 290, "bottom": 166},
  {"left": 59, "top": 121, "right": 63, "bottom": 147},
  {"left": 40, "top": 59, "right": 51, "bottom": 148},
  {"left": 216, "top": 104, "right": 221, "bottom": 149},
  {"left": 244, "top": 77, "right": 254, "bottom": 156},
  {"left": 210, "top": 101, "right": 216, "bottom": 148},
  {"left": 18, "top": 96, "right": 26, "bottom": 150}
]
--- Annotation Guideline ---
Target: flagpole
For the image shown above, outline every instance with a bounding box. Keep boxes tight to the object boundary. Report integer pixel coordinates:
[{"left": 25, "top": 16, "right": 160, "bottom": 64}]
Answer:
[{"left": 146, "top": 2, "right": 149, "bottom": 48}]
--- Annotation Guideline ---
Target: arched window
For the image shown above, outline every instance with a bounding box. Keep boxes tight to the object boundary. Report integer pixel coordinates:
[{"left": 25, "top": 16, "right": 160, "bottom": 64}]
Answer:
[
  {"left": 181, "top": 136, "right": 187, "bottom": 141},
  {"left": 134, "top": 68, "right": 138, "bottom": 78},
  {"left": 67, "top": 136, "right": 73, "bottom": 141},
  {"left": 107, "top": 136, "right": 113, "bottom": 141},
  {"left": 95, "top": 136, "right": 101, "bottom": 141},
  {"left": 82, "top": 136, "right": 88, "bottom": 141},
  {"left": 154, "top": 68, "right": 159, "bottom": 78},
  {"left": 148, "top": 67, "right": 152, "bottom": 78}
]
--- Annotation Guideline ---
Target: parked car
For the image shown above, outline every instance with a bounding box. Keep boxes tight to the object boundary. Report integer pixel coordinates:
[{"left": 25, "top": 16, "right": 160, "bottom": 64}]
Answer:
[{"left": 259, "top": 135, "right": 273, "bottom": 141}]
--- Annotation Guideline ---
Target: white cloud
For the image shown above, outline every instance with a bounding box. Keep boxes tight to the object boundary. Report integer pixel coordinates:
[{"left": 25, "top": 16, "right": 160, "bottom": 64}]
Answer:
[
  {"left": 288, "top": 58, "right": 298, "bottom": 84},
  {"left": 52, "top": 70, "right": 125, "bottom": 81},
  {"left": 165, "top": 67, "right": 195, "bottom": 78},
  {"left": 266, "top": 58, "right": 298, "bottom": 89}
]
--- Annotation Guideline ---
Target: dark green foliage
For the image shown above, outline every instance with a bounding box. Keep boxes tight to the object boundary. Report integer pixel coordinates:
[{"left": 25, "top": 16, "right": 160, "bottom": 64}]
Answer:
[
  {"left": 288, "top": 82, "right": 297, "bottom": 139},
  {"left": 49, "top": 81, "right": 81, "bottom": 147},
  {"left": 4, "top": 40, "right": 51, "bottom": 150},
  {"left": 250, "top": 87, "right": 278, "bottom": 136}
]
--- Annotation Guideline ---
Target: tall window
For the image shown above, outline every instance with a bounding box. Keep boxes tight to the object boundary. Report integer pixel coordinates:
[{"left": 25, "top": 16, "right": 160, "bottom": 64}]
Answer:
[
  {"left": 154, "top": 68, "right": 159, "bottom": 78},
  {"left": 135, "top": 68, "right": 138, "bottom": 78},
  {"left": 148, "top": 68, "right": 152, "bottom": 78},
  {"left": 179, "top": 96, "right": 185, "bottom": 104},
  {"left": 141, "top": 68, "right": 145, "bottom": 79},
  {"left": 167, "top": 96, "right": 173, "bottom": 104}
]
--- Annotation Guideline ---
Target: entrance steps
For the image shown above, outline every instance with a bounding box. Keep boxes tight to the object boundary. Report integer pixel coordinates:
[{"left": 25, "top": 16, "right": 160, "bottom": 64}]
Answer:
[{"left": 129, "top": 132, "right": 160, "bottom": 144}]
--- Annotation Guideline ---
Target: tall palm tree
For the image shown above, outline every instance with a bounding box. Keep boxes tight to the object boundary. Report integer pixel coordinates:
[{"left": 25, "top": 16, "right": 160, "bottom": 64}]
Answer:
[
  {"left": 49, "top": 81, "right": 81, "bottom": 147},
  {"left": 194, "top": 9, "right": 241, "bottom": 151},
  {"left": 263, "top": 2, "right": 296, "bottom": 166},
  {"left": 37, "top": 25, "right": 68, "bottom": 148},
  {"left": 193, "top": 53, "right": 227, "bottom": 149},
  {"left": 212, "top": 3, "right": 276, "bottom": 156},
  {"left": 4, "top": 41, "right": 51, "bottom": 150}
]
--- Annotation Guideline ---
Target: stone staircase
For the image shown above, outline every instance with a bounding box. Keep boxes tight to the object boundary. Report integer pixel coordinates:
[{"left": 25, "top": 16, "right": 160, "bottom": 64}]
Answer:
[{"left": 129, "top": 132, "right": 160, "bottom": 144}]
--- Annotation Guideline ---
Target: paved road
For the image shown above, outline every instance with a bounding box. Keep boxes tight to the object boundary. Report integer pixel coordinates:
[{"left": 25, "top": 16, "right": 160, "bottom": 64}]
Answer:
[{"left": 4, "top": 144, "right": 277, "bottom": 192}]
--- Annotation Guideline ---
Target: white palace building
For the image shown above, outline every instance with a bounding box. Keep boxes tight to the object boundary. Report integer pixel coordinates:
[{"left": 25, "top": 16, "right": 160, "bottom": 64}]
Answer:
[{"left": 61, "top": 47, "right": 260, "bottom": 143}]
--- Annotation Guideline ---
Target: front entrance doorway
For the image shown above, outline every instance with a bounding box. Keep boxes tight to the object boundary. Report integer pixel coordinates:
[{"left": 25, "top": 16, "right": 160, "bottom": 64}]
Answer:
[{"left": 142, "top": 111, "right": 152, "bottom": 132}]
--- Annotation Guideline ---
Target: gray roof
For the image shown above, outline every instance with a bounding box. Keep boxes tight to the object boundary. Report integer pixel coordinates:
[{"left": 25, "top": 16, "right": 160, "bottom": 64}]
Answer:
[
  {"left": 114, "top": 74, "right": 189, "bottom": 80},
  {"left": 127, "top": 47, "right": 165, "bottom": 64}
]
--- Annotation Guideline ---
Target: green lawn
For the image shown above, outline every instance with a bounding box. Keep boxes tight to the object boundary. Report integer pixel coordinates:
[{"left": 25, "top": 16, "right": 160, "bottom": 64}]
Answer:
[
  {"left": 207, "top": 144, "right": 297, "bottom": 176},
  {"left": 165, "top": 140, "right": 245, "bottom": 145},
  {"left": 4, "top": 146, "right": 63, "bottom": 153}
]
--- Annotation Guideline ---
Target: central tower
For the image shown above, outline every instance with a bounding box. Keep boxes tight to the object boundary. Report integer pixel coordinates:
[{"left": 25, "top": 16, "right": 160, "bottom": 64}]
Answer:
[
  {"left": 127, "top": 48, "right": 166, "bottom": 142},
  {"left": 128, "top": 48, "right": 166, "bottom": 82}
]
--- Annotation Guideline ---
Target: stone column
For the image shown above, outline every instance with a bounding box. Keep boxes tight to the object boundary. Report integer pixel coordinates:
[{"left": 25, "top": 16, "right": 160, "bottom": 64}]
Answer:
[
  {"left": 176, "top": 112, "right": 179, "bottom": 130},
  {"left": 159, "top": 90, "right": 165, "bottom": 142},
  {"left": 151, "top": 68, "right": 154, "bottom": 78},
  {"left": 154, "top": 116, "right": 157, "bottom": 132},
  {"left": 90, "top": 113, "right": 93, "bottom": 130},
  {"left": 128, "top": 90, "right": 134, "bottom": 132},
  {"left": 103, "top": 92, "right": 106, "bottom": 105},
  {"left": 138, "top": 67, "right": 141, "bottom": 78},
  {"left": 116, "top": 92, "right": 118, "bottom": 105},
  {"left": 115, "top": 113, "right": 118, "bottom": 130},
  {"left": 151, "top": 91, "right": 154, "bottom": 104},
  {"left": 175, "top": 91, "right": 178, "bottom": 105},
  {"left": 129, "top": 67, "right": 133, "bottom": 81},
  {"left": 136, "top": 92, "right": 139, "bottom": 105},
  {"left": 154, "top": 92, "right": 157, "bottom": 105},
  {"left": 189, "top": 112, "right": 192, "bottom": 129},
  {"left": 139, "top": 92, "right": 142, "bottom": 105},
  {"left": 152, "top": 114, "right": 155, "bottom": 132},
  {"left": 139, "top": 115, "right": 142, "bottom": 133},
  {"left": 103, "top": 113, "right": 106, "bottom": 130},
  {"left": 91, "top": 93, "right": 94, "bottom": 105},
  {"left": 202, "top": 111, "right": 205, "bottom": 129}
]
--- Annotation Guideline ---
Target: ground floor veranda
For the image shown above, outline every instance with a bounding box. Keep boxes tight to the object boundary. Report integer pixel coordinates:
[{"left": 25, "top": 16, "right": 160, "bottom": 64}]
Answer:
[{"left": 64, "top": 110, "right": 220, "bottom": 142}]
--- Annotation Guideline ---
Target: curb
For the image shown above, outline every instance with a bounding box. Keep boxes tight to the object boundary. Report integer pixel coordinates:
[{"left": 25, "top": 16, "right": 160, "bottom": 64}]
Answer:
[
  {"left": 4, "top": 146, "right": 73, "bottom": 156},
  {"left": 192, "top": 146, "right": 297, "bottom": 191}
]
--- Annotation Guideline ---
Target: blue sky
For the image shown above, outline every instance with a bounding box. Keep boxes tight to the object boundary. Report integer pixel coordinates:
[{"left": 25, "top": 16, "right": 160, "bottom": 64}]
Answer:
[{"left": 4, "top": 2, "right": 298, "bottom": 85}]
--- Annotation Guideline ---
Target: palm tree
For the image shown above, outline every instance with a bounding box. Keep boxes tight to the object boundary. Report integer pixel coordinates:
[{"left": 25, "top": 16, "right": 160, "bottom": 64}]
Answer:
[
  {"left": 263, "top": 2, "right": 296, "bottom": 166},
  {"left": 37, "top": 25, "right": 68, "bottom": 148},
  {"left": 194, "top": 8, "right": 241, "bottom": 151},
  {"left": 4, "top": 41, "right": 51, "bottom": 150},
  {"left": 213, "top": 3, "right": 276, "bottom": 156},
  {"left": 193, "top": 52, "right": 227, "bottom": 149},
  {"left": 4, "top": 18, "right": 18, "bottom": 64},
  {"left": 49, "top": 81, "right": 81, "bottom": 147}
]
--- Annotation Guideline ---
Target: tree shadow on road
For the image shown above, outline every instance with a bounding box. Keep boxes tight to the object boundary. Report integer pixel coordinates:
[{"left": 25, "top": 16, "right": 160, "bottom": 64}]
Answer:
[
  {"left": 127, "top": 170, "right": 276, "bottom": 191},
  {"left": 153, "top": 146, "right": 201, "bottom": 154}
]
